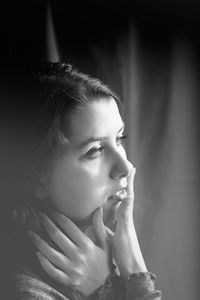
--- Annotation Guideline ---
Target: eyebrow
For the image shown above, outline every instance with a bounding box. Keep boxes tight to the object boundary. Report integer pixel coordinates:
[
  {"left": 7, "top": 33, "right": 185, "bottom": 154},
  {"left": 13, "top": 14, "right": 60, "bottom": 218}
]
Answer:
[{"left": 77, "top": 124, "right": 125, "bottom": 149}]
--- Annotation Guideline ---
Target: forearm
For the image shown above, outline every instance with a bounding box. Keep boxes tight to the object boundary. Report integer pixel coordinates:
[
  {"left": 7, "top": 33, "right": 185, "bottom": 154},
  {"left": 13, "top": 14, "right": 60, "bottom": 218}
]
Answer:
[{"left": 121, "top": 226, "right": 147, "bottom": 277}]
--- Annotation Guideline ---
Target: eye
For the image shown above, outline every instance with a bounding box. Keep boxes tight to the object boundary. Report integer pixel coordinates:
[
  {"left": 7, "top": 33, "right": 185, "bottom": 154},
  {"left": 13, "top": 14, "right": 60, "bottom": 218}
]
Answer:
[
  {"left": 85, "top": 146, "right": 104, "bottom": 160},
  {"left": 116, "top": 135, "right": 128, "bottom": 146}
]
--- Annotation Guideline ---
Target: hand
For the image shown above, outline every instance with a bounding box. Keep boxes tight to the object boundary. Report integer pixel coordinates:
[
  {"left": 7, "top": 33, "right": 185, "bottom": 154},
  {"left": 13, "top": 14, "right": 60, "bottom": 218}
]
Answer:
[
  {"left": 106, "top": 164, "right": 147, "bottom": 277},
  {"left": 28, "top": 208, "right": 110, "bottom": 296}
]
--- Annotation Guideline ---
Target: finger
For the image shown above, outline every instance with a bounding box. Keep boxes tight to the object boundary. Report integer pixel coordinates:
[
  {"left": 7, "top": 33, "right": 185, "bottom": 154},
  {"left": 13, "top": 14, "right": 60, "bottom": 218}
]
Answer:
[
  {"left": 48, "top": 210, "right": 93, "bottom": 250},
  {"left": 28, "top": 231, "right": 70, "bottom": 271},
  {"left": 116, "top": 196, "right": 134, "bottom": 230},
  {"left": 105, "top": 226, "right": 114, "bottom": 242},
  {"left": 126, "top": 164, "right": 136, "bottom": 199},
  {"left": 40, "top": 214, "right": 78, "bottom": 258},
  {"left": 36, "top": 251, "right": 71, "bottom": 286},
  {"left": 92, "top": 207, "right": 107, "bottom": 250}
]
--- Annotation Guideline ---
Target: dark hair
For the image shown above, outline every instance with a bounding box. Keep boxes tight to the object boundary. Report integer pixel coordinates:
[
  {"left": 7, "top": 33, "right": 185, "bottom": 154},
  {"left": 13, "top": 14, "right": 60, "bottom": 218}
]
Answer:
[
  {"left": 31, "top": 62, "right": 122, "bottom": 171},
  {"left": 10, "top": 63, "right": 123, "bottom": 270}
]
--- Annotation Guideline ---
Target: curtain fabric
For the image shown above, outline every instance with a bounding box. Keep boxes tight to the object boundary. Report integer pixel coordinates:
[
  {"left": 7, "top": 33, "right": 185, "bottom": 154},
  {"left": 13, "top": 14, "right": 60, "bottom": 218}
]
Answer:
[{"left": 119, "top": 31, "right": 199, "bottom": 300}]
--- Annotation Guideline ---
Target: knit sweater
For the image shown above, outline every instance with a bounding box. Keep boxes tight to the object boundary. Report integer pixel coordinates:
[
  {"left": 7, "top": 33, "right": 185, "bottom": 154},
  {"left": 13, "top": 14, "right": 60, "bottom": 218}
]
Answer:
[
  {"left": 14, "top": 265, "right": 161, "bottom": 300},
  {"left": 12, "top": 206, "right": 162, "bottom": 300}
]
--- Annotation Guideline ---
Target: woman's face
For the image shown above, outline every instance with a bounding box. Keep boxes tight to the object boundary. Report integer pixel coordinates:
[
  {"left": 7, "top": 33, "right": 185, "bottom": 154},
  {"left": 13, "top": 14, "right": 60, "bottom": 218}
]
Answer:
[{"left": 41, "top": 98, "right": 132, "bottom": 226}]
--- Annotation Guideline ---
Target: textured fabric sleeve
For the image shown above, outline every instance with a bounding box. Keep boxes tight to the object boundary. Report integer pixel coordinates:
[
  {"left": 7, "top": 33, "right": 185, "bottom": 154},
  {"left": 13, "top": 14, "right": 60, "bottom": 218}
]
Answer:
[
  {"left": 15, "top": 273, "right": 69, "bottom": 300},
  {"left": 15, "top": 267, "right": 161, "bottom": 300},
  {"left": 89, "top": 270, "right": 121, "bottom": 300},
  {"left": 89, "top": 272, "right": 161, "bottom": 300},
  {"left": 15, "top": 272, "right": 89, "bottom": 300},
  {"left": 122, "top": 272, "right": 162, "bottom": 300}
]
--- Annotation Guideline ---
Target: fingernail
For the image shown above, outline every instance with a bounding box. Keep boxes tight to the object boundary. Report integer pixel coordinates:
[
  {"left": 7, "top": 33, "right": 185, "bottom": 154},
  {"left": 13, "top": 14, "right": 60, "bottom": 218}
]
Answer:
[
  {"left": 39, "top": 213, "right": 49, "bottom": 226},
  {"left": 28, "top": 230, "right": 37, "bottom": 243},
  {"left": 36, "top": 251, "right": 43, "bottom": 261},
  {"left": 39, "top": 212, "right": 45, "bottom": 221}
]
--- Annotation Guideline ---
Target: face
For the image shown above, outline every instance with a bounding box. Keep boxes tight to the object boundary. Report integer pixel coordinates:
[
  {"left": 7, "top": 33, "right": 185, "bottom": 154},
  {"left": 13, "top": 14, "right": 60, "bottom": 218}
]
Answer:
[{"left": 40, "top": 98, "right": 132, "bottom": 227}]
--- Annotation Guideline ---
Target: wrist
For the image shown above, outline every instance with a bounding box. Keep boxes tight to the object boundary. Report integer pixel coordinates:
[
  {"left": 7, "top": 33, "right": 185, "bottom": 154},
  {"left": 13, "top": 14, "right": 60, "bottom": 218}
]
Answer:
[
  {"left": 117, "top": 241, "right": 147, "bottom": 277},
  {"left": 79, "top": 262, "right": 111, "bottom": 296},
  {"left": 120, "top": 260, "right": 147, "bottom": 278}
]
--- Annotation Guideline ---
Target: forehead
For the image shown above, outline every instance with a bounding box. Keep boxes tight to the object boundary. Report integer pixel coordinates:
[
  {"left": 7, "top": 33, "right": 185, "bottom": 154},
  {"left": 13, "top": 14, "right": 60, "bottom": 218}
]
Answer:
[{"left": 69, "top": 98, "right": 123, "bottom": 140}]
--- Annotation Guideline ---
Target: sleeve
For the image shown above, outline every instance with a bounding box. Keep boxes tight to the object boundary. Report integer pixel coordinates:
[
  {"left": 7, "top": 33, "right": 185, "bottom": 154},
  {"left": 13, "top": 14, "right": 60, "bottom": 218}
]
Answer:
[
  {"left": 89, "top": 272, "right": 161, "bottom": 300},
  {"left": 15, "top": 272, "right": 71, "bottom": 300},
  {"left": 121, "top": 272, "right": 162, "bottom": 300}
]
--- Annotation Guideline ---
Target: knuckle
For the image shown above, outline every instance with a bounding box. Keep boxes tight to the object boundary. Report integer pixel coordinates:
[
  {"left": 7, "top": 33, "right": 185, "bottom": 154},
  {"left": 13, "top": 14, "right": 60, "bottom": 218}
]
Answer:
[
  {"left": 70, "top": 271, "right": 85, "bottom": 288},
  {"left": 84, "top": 240, "right": 94, "bottom": 254},
  {"left": 63, "top": 256, "right": 69, "bottom": 266},
  {"left": 50, "top": 252, "right": 58, "bottom": 262},
  {"left": 51, "top": 230, "right": 60, "bottom": 241},
  {"left": 71, "top": 277, "right": 81, "bottom": 288},
  {"left": 77, "top": 252, "right": 87, "bottom": 265},
  {"left": 74, "top": 265, "right": 84, "bottom": 277}
]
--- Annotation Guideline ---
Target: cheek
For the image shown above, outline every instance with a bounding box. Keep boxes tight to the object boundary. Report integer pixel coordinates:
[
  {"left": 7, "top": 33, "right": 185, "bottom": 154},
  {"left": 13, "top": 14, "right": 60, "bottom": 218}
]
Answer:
[{"left": 46, "top": 159, "right": 109, "bottom": 220}]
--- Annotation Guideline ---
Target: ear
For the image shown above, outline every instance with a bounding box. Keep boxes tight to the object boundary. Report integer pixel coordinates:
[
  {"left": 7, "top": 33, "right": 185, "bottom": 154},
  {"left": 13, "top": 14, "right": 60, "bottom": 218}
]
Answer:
[{"left": 35, "top": 174, "right": 48, "bottom": 199}]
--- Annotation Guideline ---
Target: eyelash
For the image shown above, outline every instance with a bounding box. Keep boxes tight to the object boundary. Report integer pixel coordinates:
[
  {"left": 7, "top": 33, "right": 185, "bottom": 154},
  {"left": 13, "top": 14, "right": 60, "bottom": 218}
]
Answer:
[{"left": 85, "top": 135, "right": 128, "bottom": 160}]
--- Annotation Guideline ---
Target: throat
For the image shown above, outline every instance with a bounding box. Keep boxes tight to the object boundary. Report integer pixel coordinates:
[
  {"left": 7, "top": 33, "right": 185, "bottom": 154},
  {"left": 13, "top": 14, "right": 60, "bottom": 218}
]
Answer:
[{"left": 73, "top": 214, "right": 93, "bottom": 232}]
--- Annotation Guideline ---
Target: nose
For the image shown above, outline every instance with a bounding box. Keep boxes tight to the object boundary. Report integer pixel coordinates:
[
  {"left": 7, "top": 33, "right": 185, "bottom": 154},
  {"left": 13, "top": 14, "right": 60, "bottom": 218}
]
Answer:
[{"left": 110, "top": 150, "right": 132, "bottom": 181}]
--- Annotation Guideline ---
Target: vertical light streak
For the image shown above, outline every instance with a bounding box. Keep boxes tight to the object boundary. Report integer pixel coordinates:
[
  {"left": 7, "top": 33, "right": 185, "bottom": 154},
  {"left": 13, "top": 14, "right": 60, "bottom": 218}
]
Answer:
[
  {"left": 46, "top": 2, "right": 60, "bottom": 62},
  {"left": 118, "top": 24, "right": 139, "bottom": 165}
]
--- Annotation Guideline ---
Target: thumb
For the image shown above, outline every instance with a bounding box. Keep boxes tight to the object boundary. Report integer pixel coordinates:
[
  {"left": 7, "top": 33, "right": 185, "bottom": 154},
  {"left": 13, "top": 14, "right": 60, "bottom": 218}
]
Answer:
[
  {"left": 116, "top": 166, "right": 135, "bottom": 233},
  {"left": 92, "top": 207, "right": 107, "bottom": 250},
  {"left": 105, "top": 226, "right": 114, "bottom": 242},
  {"left": 116, "top": 195, "right": 134, "bottom": 230}
]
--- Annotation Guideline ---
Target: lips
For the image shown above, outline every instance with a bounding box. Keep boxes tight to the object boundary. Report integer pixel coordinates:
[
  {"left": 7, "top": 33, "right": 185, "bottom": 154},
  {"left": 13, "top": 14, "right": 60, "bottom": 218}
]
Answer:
[
  {"left": 108, "top": 188, "right": 127, "bottom": 202},
  {"left": 116, "top": 188, "right": 127, "bottom": 200}
]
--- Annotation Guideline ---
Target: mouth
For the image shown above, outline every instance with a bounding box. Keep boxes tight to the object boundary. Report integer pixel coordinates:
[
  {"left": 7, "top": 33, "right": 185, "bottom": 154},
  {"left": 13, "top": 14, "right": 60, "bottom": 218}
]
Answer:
[
  {"left": 103, "top": 188, "right": 127, "bottom": 231},
  {"left": 107, "top": 188, "right": 127, "bottom": 202}
]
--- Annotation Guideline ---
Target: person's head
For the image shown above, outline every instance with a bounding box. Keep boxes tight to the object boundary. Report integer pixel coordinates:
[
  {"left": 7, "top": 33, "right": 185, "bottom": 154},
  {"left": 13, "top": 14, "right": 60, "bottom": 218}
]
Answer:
[{"left": 32, "top": 63, "right": 132, "bottom": 226}]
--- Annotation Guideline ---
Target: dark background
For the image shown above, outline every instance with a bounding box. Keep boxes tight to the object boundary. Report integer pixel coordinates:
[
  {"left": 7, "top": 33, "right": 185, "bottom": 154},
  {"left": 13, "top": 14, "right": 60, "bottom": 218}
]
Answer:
[
  {"left": 1, "top": 1, "right": 200, "bottom": 299},
  {"left": 1, "top": 0, "right": 200, "bottom": 75},
  {"left": 1, "top": 0, "right": 200, "bottom": 125}
]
